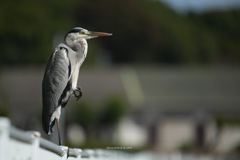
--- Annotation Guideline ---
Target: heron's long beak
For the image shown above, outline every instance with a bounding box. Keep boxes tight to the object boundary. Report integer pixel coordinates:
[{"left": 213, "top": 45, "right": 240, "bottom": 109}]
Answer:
[{"left": 87, "top": 31, "right": 112, "bottom": 37}]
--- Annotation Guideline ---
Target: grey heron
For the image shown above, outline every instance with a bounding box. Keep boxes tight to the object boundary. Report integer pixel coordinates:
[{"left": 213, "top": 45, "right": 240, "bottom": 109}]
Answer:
[{"left": 42, "top": 27, "right": 112, "bottom": 145}]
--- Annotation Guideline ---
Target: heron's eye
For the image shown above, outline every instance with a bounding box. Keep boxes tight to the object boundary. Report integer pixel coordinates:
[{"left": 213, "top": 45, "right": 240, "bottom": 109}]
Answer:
[{"left": 80, "top": 30, "right": 88, "bottom": 34}]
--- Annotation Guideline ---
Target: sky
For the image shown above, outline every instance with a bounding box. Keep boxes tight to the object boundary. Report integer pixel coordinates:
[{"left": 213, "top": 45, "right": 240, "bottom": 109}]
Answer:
[{"left": 161, "top": 0, "right": 240, "bottom": 13}]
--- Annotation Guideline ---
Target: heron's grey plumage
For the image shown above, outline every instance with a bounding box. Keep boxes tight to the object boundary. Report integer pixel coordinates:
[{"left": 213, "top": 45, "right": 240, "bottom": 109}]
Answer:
[
  {"left": 42, "top": 44, "right": 72, "bottom": 134},
  {"left": 42, "top": 27, "right": 112, "bottom": 145}
]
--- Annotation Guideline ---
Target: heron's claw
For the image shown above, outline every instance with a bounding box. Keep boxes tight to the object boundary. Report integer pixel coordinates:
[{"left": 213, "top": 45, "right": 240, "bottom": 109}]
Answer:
[{"left": 73, "top": 87, "right": 82, "bottom": 101}]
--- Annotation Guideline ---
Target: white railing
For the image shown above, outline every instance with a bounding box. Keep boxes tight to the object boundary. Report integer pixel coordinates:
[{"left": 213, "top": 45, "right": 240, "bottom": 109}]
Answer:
[
  {"left": 0, "top": 117, "right": 138, "bottom": 160},
  {"left": 0, "top": 117, "right": 239, "bottom": 160}
]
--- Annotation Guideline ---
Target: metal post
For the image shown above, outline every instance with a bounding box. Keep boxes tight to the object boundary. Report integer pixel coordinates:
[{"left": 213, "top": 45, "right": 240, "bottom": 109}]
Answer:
[
  {"left": 28, "top": 131, "right": 41, "bottom": 160},
  {"left": 0, "top": 117, "right": 10, "bottom": 160}
]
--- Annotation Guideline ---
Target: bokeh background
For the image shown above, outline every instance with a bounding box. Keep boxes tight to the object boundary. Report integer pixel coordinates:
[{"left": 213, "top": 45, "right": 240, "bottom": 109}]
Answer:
[{"left": 0, "top": 0, "right": 240, "bottom": 155}]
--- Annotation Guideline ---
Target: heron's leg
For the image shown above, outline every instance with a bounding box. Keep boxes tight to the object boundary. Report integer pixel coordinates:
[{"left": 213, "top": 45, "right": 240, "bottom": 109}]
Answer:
[
  {"left": 73, "top": 87, "right": 82, "bottom": 101},
  {"left": 56, "top": 118, "right": 62, "bottom": 145}
]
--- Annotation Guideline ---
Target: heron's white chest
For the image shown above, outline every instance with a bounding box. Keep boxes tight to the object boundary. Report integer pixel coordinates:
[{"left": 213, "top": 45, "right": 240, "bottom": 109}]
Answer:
[
  {"left": 71, "top": 39, "right": 88, "bottom": 89},
  {"left": 71, "top": 63, "right": 81, "bottom": 89}
]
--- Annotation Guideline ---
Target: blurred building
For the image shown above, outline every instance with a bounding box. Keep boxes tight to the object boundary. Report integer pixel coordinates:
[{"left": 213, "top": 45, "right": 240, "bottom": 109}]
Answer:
[{"left": 0, "top": 66, "right": 240, "bottom": 153}]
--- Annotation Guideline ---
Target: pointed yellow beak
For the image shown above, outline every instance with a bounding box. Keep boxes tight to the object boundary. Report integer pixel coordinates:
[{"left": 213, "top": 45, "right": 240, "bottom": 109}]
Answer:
[{"left": 87, "top": 31, "right": 112, "bottom": 37}]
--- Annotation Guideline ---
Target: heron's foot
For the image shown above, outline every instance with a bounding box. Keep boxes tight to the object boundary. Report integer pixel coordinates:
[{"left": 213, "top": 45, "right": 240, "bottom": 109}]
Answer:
[{"left": 73, "top": 87, "right": 82, "bottom": 101}]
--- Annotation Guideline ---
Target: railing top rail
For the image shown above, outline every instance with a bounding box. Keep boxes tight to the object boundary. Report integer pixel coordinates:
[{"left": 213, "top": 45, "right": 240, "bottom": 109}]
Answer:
[{"left": 10, "top": 126, "right": 35, "bottom": 144}]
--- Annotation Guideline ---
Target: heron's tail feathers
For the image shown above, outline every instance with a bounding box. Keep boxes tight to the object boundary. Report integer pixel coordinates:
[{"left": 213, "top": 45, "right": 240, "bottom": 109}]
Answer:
[
  {"left": 42, "top": 113, "right": 55, "bottom": 135},
  {"left": 42, "top": 106, "right": 61, "bottom": 135},
  {"left": 48, "top": 119, "right": 55, "bottom": 134}
]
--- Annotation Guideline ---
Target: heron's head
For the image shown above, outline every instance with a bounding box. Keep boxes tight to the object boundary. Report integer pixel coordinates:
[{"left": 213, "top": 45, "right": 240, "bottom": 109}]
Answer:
[{"left": 65, "top": 27, "right": 112, "bottom": 42}]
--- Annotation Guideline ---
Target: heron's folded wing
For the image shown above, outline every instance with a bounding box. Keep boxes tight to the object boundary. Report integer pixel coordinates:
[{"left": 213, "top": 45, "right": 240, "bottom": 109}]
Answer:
[{"left": 42, "top": 46, "right": 70, "bottom": 133}]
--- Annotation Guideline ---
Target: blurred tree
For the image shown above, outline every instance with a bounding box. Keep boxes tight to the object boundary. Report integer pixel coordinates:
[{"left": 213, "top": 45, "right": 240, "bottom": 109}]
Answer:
[
  {"left": 187, "top": 9, "right": 240, "bottom": 63},
  {"left": 72, "top": 101, "right": 96, "bottom": 133},
  {"left": 98, "top": 95, "right": 126, "bottom": 126},
  {"left": 66, "top": 95, "right": 126, "bottom": 147},
  {"left": 0, "top": 0, "right": 239, "bottom": 65},
  {"left": 0, "top": 85, "right": 9, "bottom": 116},
  {"left": 73, "top": 0, "right": 240, "bottom": 64},
  {"left": 0, "top": 0, "right": 77, "bottom": 65}
]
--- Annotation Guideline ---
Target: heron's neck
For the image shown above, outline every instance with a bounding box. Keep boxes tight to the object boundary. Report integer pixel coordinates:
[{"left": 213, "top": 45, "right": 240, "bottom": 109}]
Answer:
[{"left": 65, "top": 38, "right": 88, "bottom": 57}]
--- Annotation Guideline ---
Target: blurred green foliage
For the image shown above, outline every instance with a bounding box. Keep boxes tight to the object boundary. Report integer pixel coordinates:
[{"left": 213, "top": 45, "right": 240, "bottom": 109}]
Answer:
[
  {"left": 98, "top": 95, "right": 126, "bottom": 126},
  {"left": 178, "top": 142, "right": 195, "bottom": 153},
  {"left": 234, "top": 143, "right": 240, "bottom": 153},
  {"left": 0, "top": 84, "right": 9, "bottom": 116},
  {"left": 0, "top": 0, "right": 77, "bottom": 64},
  {"left": 67, "top": 94, "right": 126, "bottom": 147},
  {"left": 70, "top": 94, "right": 126, "bottom": 130},
  {"left": 0, "top": 106, "right": 9, "bottom": 117},
  {"left": 215, "top": 115, "right": 240, "bottom": 128},
  {"left": 0, "top": 0, "right": 239, "bottom": 65},
  {"left": 72, "top": 100, "right": 96, "bottom": 131}
]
